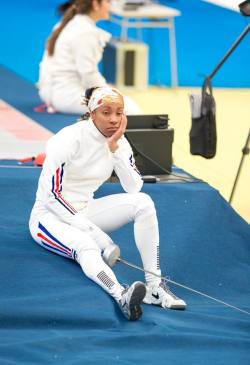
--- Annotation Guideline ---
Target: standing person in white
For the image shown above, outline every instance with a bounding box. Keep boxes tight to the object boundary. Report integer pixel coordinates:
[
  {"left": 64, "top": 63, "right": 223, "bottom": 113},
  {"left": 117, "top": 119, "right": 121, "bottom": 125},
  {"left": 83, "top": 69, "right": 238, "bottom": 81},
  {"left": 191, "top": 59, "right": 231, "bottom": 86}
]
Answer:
[
  {"left": 29, "top": 86, "right": 186, "bottom": 321},
  {"left": 38, "top": 0, "right": 140, "bottom": 115}
]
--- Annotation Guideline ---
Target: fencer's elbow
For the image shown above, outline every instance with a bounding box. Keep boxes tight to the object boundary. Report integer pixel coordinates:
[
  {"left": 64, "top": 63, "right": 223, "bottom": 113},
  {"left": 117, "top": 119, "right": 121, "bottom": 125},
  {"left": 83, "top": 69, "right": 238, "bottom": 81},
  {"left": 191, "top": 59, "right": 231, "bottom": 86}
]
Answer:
[{"left": 125, "top": 180, "right": 143, "bottom": 194}]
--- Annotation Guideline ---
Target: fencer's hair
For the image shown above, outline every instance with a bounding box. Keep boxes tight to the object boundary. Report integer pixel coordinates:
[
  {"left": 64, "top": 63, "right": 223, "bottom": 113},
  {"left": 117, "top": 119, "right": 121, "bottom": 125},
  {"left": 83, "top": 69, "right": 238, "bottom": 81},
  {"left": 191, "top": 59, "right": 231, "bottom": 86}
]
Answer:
[
  {"left": 85, "top": 87, "right": 99, "bottom": 102},
  {"left": 47, "top": 0, "right": 103, "bottom": 56},
  {"left": 57, "top": 0, "right": 75, "bottom": 15},
  {"left": 79, "top": 87, "right": 98, "bottom": 120}
]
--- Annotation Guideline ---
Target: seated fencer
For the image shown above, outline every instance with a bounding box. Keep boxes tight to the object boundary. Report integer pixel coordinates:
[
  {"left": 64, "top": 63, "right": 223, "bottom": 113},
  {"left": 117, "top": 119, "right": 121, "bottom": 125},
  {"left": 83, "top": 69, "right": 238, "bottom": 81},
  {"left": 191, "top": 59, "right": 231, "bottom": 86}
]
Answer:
[
  {"left": 29, "top": 86, "right": 186, "bottom": 321},
  {"left": 37, "top": 0, "right": 140, "bottom": 115}
]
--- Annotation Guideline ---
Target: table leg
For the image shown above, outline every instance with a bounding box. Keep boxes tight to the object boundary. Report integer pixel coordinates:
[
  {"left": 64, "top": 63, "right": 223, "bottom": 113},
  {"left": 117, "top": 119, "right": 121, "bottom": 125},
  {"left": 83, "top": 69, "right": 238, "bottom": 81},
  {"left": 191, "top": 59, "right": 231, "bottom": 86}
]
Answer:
[
  {"left": 169, "top": 17, "right": 178, "bottom": 87},
  {"left": 121, "top": 18, "right": 128, "bottom": 41}
]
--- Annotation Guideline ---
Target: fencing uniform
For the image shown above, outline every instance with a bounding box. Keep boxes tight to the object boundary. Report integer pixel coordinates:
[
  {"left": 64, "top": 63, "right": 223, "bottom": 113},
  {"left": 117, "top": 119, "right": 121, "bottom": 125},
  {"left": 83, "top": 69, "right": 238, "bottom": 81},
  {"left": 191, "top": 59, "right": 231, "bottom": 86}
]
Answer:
[
  {"left": 29, "top": 119, "right": 161, "bottom": 301},
  {"left": 38, "top": 14, "right": 140, "bottom": 115}
]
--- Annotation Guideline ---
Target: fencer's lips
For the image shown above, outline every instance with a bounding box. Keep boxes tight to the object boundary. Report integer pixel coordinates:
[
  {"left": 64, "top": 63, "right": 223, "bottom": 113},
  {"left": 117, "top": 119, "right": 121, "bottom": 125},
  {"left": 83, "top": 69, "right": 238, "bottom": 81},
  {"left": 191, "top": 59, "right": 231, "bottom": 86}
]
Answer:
[{"left": 107, "top": 127, "right": 118, "bottom": 132}]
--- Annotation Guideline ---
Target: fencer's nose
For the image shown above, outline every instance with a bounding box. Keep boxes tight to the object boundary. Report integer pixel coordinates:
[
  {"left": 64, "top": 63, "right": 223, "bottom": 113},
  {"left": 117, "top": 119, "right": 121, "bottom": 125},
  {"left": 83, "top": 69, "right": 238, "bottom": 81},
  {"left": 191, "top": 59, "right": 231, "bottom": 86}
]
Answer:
[{"left": 110, "top": 116, "right": 119, "bottom": 125}]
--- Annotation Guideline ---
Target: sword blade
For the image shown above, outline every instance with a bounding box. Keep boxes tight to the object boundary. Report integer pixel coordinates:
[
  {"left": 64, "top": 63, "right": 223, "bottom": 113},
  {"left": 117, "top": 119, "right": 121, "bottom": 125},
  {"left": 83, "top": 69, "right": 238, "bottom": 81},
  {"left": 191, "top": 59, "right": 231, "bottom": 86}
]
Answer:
[{"left": 117, "top": 257, "right": 250, "bottom": 316}]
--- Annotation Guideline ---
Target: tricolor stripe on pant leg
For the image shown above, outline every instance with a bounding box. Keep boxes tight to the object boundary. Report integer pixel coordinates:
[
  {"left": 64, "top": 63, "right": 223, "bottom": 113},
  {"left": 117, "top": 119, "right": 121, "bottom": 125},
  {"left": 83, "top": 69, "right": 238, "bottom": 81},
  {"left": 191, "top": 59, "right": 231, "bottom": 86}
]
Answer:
[
  {"left": 51, "top": 163, "right": 78, "bottom": 215},
  {"left": 37, "top": 222, "right": 77, "bottom": 260}
]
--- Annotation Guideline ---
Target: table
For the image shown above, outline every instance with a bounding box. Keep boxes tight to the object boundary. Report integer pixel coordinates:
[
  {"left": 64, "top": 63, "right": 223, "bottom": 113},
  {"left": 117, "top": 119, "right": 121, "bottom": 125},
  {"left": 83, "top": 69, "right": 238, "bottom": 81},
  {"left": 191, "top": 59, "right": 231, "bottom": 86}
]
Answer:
[
  {"left": 202, "top": 0, "right": 240, "bottom": 12},
  {"left": 110, "top": 3, "right": 181, "bottom": 87}
]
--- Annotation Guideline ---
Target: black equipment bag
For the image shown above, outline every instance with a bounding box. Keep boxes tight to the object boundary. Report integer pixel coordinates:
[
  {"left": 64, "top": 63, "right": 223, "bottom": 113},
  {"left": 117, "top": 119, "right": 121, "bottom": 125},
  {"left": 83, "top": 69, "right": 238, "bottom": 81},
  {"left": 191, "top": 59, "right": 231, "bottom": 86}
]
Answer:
[{"left": 189, "top": 78, "right": 217, "bottom": 158}]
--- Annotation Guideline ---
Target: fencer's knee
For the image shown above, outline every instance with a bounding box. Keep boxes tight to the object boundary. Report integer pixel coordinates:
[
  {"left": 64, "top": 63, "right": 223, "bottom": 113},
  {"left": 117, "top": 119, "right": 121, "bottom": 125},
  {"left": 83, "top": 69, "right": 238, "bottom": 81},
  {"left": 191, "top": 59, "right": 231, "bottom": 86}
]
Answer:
[
  {"left": 76, "top": 237, "right": 101, "bottom": 264},
  {"left": 134, "top": 192, "right": 156, "bottom": 217}
]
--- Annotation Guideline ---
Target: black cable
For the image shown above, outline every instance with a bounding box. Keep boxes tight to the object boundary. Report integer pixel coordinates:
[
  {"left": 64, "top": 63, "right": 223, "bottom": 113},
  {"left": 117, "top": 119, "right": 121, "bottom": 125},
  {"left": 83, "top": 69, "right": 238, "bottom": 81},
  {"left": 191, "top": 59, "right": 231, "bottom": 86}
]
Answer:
[{"left": 125, "top": 133, "right": 204, "bottom": 183}]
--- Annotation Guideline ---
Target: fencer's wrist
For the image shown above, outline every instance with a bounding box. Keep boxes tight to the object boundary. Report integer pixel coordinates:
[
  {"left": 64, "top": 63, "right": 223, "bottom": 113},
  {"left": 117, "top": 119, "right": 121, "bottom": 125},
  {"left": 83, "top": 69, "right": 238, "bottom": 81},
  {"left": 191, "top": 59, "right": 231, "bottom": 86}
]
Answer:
[{"left": 108, "top": 142, "right": 119, "bottom": 153}]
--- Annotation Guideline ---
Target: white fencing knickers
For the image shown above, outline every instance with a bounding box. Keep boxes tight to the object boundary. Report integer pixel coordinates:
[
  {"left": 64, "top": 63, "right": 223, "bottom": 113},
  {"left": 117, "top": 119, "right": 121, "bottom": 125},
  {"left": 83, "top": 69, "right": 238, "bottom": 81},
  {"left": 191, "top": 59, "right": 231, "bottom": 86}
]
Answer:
[{"left": 29, "top": 192, "right": 161, "bottom": 302}]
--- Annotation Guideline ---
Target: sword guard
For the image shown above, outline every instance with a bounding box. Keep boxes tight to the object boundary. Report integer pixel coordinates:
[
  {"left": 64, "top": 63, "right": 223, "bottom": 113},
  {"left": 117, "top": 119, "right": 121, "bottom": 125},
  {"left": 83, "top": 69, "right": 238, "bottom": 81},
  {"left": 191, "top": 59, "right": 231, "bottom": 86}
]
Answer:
[{"left": 102, "top": 244, "right": 121, "bottom": 268}]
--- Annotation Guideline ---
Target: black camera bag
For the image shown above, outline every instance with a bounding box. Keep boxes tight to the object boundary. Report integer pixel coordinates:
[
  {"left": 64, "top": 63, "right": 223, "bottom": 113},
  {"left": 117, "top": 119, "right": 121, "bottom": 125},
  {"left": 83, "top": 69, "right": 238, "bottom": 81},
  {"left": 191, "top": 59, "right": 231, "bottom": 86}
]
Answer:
[{"left": 189, "top": 78, "right": 217, "bottom": 158}]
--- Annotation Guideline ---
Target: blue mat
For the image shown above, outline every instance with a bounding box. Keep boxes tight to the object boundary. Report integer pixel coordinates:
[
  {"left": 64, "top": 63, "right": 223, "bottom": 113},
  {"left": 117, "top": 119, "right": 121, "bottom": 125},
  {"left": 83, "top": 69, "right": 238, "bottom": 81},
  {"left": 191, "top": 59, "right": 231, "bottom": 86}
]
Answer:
[
  {"left": 0, "top": 66, "right": 78, "bottom": 133},
  {"left": 0, "top": 167, "right": 249, "bottom": 364}
]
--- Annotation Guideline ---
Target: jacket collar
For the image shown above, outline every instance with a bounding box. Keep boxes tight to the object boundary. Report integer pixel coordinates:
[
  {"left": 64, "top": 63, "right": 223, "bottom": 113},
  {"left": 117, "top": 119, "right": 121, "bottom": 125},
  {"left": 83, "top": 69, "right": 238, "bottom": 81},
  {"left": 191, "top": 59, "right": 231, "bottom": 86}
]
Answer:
[{"left": 86, "top": 118, "right": 107, "bottom": 142}]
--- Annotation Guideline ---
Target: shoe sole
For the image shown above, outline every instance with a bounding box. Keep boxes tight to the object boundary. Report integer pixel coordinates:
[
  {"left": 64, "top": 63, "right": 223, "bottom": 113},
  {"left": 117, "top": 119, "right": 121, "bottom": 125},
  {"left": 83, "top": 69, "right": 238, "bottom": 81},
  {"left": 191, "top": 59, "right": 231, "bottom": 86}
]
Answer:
[
  {"left": 128, "top": 282, "right": 146, "bottom": 321},
  {"left": 145, "top": 302, "right": 186, "bottom": 310},
  {"left": 143, "top": 298, "right": 187, "bottom": 310},
  {"left": 169, "top": 303, "right": 186, "bottom": 310}
]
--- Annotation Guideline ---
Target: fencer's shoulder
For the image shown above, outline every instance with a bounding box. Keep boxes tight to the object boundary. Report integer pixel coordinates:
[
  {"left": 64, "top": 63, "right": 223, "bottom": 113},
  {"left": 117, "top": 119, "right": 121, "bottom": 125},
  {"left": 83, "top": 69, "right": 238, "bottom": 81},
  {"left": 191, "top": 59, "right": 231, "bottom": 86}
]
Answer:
[
  {"left": 69, "top": 15, "right": 98, "bottom": 34},
  {"left": 47, "top": 122, "right": 80, "bottom": 145},
  {"left": 69, "top": 15, "right": 111, "bottom": 41},
  {"left": 46, "top": 122, "right": 84, "bottom": 157}
]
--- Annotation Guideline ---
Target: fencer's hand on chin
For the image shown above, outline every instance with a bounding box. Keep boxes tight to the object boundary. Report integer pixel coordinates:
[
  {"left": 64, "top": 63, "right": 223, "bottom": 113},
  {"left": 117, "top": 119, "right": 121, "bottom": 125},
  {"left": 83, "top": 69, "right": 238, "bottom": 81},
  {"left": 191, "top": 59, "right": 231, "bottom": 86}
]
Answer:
[{"left": 107, "top": 113, "right": 127, "bottom": 153}]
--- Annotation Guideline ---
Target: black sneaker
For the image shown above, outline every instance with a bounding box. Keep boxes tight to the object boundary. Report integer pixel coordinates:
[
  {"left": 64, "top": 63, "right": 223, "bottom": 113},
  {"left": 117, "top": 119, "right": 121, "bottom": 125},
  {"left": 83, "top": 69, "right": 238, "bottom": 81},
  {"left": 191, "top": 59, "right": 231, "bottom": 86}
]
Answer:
[{"left": 118, "top": 281, "right": 146, "bottom": 321}]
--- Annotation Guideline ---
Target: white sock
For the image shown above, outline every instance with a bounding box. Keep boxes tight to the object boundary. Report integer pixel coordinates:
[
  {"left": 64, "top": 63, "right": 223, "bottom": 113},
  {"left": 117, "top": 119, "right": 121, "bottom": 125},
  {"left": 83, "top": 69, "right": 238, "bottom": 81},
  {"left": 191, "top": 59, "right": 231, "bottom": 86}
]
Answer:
[{"left": 134, "top": 196, "right": 161, "bottom": 286}]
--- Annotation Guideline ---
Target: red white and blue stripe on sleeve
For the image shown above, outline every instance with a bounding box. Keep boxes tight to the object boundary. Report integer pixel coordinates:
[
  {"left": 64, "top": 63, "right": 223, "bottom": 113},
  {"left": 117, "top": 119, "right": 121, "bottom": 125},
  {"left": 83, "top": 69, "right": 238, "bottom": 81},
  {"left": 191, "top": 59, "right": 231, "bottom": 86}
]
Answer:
[
  {"left": 51, "top": 163, "right": 77, "bottom": 215},
  {"left": 37, "top": 222, "right": 78, "bottom": 260}
]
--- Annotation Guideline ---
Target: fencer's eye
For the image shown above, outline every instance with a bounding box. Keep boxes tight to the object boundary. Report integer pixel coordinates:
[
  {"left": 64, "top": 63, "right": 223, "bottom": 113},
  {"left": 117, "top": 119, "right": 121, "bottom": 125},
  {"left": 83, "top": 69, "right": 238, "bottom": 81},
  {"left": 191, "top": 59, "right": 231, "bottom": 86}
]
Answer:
[{"left": 102, "top": 110, "right": 111, "bottom": 117}]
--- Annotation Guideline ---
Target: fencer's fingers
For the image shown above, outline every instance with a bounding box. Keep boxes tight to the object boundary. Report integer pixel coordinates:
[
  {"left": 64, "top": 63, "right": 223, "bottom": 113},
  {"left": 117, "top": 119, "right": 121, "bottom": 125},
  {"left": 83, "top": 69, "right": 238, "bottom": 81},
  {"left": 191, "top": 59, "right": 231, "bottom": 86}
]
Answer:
[
  {"left": 120, "top": 113, "right": 127, "bottom": 132},
  {"left": 107, "top": 114, "right": 127, "bottom": 152},
  {"left": 108, "top": 128, "right": 122, "bottom": 143},
  {"left": 109, "top": 115, "right": 126, "bottom": 143},
  {"left": 112, "top": 115, "right": 126, "bottom": 141}
]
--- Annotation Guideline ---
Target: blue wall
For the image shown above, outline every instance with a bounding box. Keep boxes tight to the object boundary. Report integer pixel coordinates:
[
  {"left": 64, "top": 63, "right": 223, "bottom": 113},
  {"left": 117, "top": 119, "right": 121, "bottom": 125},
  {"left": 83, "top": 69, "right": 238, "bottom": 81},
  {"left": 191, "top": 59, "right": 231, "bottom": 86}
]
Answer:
[{"left": 0, "top": 0, "right": 249, "bottom": 87}]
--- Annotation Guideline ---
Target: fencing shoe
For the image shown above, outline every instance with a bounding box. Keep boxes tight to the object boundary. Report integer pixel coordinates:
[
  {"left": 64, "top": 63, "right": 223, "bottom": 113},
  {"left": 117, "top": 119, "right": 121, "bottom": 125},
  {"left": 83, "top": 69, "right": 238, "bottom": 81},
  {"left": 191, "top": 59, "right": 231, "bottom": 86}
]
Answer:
[
  {"left": 118, "top": 281, "right": 146, "bottom": 321},
  {"left": 143, "top": 281, "right": 186, "bottom": 310}
]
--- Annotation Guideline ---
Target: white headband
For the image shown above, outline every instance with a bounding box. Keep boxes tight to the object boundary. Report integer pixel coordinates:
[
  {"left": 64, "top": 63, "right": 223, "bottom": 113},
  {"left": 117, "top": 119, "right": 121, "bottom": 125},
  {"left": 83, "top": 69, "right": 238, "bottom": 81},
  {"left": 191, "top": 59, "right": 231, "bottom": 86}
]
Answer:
[{"left": 81, "top": 87, "right": 124, "bottom": 112}]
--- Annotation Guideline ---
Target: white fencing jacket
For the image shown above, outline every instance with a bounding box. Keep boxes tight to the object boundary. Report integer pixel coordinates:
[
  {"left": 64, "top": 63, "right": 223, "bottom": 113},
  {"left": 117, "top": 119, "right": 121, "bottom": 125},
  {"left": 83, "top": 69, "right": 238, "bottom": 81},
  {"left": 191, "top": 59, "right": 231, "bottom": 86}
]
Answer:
[
  {"left": 38, "top": 15, "right": 111, "bottom": 113},
  {"left": 30, "top": 119, "right": 143, "bottom": 230}
]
